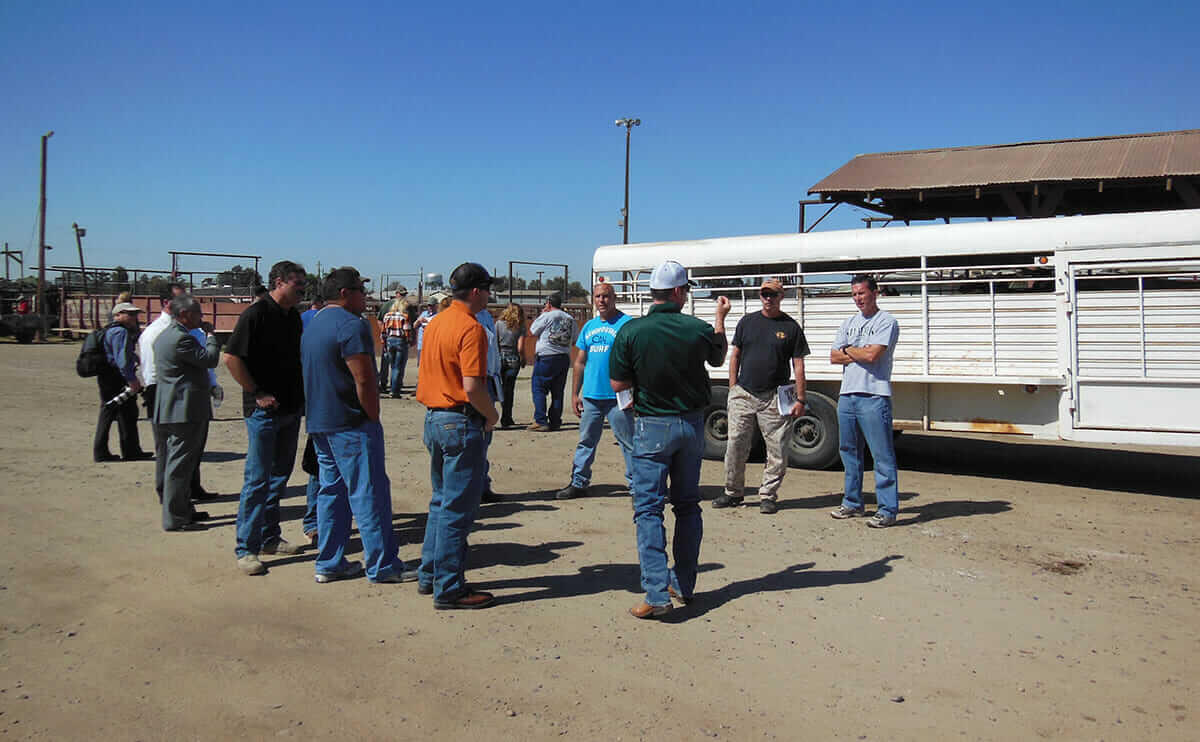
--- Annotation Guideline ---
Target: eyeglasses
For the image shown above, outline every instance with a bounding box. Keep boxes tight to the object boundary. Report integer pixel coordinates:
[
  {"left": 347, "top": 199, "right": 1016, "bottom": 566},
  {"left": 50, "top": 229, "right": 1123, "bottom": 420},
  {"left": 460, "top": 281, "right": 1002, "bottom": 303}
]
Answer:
[{"left": 760, "top": 290, "right": 780, "bottom": 299}]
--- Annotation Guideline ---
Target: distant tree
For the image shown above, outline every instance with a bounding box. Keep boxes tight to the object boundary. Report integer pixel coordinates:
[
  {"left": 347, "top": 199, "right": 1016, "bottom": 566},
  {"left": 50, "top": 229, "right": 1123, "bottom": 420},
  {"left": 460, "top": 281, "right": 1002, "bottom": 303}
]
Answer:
[
  {"left": 305, "top": 273, "right": 321, "bottom": 300},
  {"left": 146, "top": 276, "right": 169, "bottom": 297},
  {"left": 544, "top": 276, "right": 588, "bottom": 299},
  {"left": 216, "top": 264, "right": 262, "bottom": 288},
  {"left": 112, "top": 266, "right": 131, "bottom": 293}
]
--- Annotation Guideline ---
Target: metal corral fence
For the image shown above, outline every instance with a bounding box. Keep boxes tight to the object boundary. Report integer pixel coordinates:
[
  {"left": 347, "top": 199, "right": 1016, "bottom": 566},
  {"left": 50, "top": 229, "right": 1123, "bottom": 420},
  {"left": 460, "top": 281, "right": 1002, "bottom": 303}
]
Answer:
[{"left": 58, "top": 291, "right": 254, "bottom": 339}]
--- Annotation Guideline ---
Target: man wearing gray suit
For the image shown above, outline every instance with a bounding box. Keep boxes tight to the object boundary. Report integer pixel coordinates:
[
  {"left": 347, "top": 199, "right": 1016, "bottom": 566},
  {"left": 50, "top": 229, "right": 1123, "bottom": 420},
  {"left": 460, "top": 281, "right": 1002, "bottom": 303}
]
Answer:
[{"left": 153, "top": 295, "right": 223, "bottom": 531}]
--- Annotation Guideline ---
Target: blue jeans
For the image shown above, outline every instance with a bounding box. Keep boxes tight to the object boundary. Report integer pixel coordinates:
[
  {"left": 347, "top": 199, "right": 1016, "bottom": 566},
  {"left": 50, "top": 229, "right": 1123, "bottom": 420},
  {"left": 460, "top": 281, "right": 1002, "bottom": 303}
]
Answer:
[
  {"left": 419, "top": 409, "right": 487, "bottom": 600},
  {"left": 378, "top": 346, "right": 390, "bottom": 389},
  {"left": 312, "top": 422, "right": 405, "bottom": 581},
  {"left": 837, "top": 394, "right": 899, "bottom": 517},
  {"left": 387, "top": 338, "right": 409, "bottom": 395},
  {"left": 531, "top": 353, "right": 570, "bottom": 427},
  {"left": 236, "top": 409, "right": 300, "bottom": 557},
  {"left": 629, "top": 413, "right": 704, "bottom": 606},
  {"left": 303, "top": 474, "right": 319, "bottom": 535},
  {"left": 571, "top": 397, "right": 634, "bottom": 489}
]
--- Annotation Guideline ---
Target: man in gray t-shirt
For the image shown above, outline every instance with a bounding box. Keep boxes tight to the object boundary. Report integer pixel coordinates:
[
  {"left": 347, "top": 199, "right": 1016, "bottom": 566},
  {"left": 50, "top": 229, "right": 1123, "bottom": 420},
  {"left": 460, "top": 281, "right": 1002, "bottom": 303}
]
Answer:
[
  {"left": 829, "top": 274, "right": 901, "bottom": 528},
  {"left": 527, "top": 293, "right": 576, "bottom": 430}
]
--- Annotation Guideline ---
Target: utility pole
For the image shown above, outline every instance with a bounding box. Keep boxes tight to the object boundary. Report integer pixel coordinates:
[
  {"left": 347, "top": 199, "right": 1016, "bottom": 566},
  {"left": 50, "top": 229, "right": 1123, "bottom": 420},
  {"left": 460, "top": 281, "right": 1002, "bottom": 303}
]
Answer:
[
  {"left": 615, "top": 118, "right": 641, "bottom": 244},
  {"left": 1, "top": 243, "right": 23, "bottom": 281},
  {"left": 36, "top": 131, "right": 54, "bottom": 339}
]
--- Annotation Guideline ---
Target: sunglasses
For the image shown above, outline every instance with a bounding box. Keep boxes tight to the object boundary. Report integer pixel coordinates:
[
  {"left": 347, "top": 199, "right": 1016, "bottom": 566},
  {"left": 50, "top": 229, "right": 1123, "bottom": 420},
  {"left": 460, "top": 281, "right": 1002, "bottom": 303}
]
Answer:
[{"left": 760, "top": 290, "right": 780, "bottom": 299}]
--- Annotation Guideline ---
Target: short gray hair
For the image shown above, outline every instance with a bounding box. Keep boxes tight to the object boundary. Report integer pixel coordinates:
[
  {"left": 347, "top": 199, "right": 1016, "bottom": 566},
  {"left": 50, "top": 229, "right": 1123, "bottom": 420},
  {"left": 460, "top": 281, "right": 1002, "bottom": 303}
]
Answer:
[{"left": 169, "top": 294, "right": 200, "bottom": 317}]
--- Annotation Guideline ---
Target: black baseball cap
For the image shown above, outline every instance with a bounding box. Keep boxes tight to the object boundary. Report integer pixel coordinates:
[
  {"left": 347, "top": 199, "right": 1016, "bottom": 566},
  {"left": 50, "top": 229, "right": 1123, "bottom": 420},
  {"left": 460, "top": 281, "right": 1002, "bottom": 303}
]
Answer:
[{"left": 449, "top": 262, "right": 494, "bottom": 291}]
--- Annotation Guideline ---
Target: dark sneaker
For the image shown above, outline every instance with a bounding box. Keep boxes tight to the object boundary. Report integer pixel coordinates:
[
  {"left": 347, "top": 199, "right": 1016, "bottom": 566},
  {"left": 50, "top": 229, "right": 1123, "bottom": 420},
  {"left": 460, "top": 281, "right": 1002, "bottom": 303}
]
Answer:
[
  {"left": 759, "top": 499, "right": 778, "bottom": 515},
  {"left": 866, "top": 512, "right": 897, "bottom": 528},
  {"left": 711, "top": 494, "right": 743, "bottom": 509},
  {"left": 370, "top": 563, "right": 420, "bottom": 584},
  {"left": 831, "top": 505, "right": 866, "bottom": 519},
  {"left": 417, "top": 582, "right": 433, "bottom": 595},
  {"left": 556, "top": 484, "right": 588, "bottom": 500},
  {"left": 434, "top": 590, "right": 495, "bottom": 610}
]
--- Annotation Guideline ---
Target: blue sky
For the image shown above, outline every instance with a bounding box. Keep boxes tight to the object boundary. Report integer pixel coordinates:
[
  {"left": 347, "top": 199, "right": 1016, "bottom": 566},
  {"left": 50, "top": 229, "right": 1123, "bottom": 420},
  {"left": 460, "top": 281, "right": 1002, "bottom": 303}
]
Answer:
[{"left": 1, "top": 1, "right": 1197, "bottom": 291}]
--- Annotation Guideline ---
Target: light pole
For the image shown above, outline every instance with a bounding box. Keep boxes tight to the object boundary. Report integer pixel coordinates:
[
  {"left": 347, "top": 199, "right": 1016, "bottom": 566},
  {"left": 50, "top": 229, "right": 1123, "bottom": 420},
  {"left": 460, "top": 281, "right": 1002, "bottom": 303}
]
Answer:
[
  {"left": 615, "top": 117, "right": 641, "bottom": 244},
  {"left": 73, "top": 223, "right": 88, "bottom": 296}
]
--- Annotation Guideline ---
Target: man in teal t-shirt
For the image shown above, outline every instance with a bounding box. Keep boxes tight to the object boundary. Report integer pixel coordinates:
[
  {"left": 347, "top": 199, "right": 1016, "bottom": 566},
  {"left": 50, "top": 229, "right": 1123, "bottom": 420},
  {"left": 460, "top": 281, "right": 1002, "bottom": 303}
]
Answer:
[{"left": 555, "top": 282, "right": 634, "bottom": 500}]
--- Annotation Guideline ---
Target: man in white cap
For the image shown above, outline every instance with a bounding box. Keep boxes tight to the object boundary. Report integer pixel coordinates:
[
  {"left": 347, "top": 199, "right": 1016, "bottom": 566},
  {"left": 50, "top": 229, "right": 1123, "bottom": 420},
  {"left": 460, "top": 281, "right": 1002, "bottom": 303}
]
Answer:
[
  {"left": 609, "top": 260, "right": 731, "bottom": 619},
  {"left": 94, "top": 302, "right": 151, "bottom": 462}
]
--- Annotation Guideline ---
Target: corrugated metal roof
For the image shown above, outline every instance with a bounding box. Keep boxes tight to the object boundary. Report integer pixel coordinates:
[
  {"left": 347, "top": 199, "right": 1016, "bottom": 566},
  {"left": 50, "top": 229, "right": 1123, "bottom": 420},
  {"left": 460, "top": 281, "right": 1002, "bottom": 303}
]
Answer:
[{"left": 809, "top": 129, "right": 1200, "bottom": 194}]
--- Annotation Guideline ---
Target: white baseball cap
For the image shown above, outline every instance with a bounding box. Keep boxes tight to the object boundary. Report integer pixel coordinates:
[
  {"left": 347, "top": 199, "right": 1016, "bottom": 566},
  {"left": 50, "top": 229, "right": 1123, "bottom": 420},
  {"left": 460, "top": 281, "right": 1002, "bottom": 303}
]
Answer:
[
  {"left": 111, "top": 302, "right": 143, "bottom": 316},
  {"left": 648, "top": 260, "right": 696, "bottom": 290}
]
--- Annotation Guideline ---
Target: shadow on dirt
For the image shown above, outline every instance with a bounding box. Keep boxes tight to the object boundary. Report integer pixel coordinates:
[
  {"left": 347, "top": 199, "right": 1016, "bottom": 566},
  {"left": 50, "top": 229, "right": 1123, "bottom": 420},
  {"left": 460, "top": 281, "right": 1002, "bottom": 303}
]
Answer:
[{"left": 896, "top": 433, "right": 1197, "bottom": 499}]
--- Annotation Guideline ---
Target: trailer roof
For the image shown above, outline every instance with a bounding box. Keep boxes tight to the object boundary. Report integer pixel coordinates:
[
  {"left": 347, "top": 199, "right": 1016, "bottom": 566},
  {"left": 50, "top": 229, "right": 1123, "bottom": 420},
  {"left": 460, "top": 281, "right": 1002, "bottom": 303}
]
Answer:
[
  {"left": 808, "top": 129, "right": 1200, "bottom": 220},
  {"left": 592, "top": 209, "right": 1200, "bottom": 273}
]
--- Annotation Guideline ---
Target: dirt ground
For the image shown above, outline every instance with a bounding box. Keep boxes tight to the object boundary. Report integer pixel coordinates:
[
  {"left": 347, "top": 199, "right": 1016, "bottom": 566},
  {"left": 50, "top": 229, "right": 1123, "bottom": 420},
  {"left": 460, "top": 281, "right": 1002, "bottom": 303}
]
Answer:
[{"left": 0, "top": 339, "right": 1196, "bottom": 741}]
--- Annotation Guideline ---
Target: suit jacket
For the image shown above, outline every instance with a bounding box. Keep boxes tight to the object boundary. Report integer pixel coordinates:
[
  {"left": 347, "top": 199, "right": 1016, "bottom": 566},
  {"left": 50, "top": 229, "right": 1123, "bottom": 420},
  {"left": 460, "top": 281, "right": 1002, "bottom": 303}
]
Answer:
[{"left": 152, "top": 321, "right": 222, "bottom": 425}]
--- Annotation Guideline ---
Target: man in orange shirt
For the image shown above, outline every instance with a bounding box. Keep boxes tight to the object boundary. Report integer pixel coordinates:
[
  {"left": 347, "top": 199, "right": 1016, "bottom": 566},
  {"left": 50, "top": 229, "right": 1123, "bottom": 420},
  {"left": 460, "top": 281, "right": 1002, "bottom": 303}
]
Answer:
[{"left": 415, "top": 262, "right": 500, "bottom": 610}]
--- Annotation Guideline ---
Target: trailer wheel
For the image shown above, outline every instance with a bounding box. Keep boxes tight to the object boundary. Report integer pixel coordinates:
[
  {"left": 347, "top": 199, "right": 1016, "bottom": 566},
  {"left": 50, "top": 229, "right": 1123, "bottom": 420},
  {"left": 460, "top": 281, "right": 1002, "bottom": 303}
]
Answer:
[
  {"left": 784, "top": 392, "right": 840, "bottom": 470},
  {"left": 701, "top": 385, "right": 730, "bottom": 461},
  {"left": 702, "top": 385, "right": 769, "bottom": 462}
]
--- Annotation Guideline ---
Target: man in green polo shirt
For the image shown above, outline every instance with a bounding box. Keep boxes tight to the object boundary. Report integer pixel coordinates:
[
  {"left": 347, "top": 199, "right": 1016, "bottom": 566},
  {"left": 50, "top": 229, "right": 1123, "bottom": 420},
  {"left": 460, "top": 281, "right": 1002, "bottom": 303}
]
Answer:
[{"left": 609, "top": 260, "right": 731, "bottom": 619}]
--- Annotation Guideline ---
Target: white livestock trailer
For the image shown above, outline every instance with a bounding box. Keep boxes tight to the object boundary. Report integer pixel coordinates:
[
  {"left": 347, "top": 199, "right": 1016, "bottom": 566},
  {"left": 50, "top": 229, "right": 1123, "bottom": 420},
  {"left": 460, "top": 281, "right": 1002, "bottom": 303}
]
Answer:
[{"left": 591, "top": 209, "right": 1200, "bottom": 469}]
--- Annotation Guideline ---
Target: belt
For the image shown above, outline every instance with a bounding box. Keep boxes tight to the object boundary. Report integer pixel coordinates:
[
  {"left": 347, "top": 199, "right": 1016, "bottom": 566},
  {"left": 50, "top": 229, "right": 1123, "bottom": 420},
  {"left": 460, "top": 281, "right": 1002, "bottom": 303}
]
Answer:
[{"left": 429, "top": 404, "right": 472, "bottom": 415}]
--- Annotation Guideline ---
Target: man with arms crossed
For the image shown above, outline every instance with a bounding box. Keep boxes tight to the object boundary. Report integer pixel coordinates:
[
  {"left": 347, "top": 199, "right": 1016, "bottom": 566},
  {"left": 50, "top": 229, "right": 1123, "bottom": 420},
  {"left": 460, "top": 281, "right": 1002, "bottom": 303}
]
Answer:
[
  {"left": 302, "top": 267, "right": 416, "bottom": 583},
  {"left": 609, "top": 260, "right": 730, "bottom": 619},
  {"left": 829, "top": 274, "right": 901, "bottom": 528},
  {"left": 224, "top": 260, "right": 308, "bottom": 576},
  {"left": 713, "top": 279, "right": 810, "bottom": 514},
  {"left": 416, "top": 262, "right": 499, "bottom": 610},
  {"left": 555, "top": 281, "right": 634, "bottom": 500}
]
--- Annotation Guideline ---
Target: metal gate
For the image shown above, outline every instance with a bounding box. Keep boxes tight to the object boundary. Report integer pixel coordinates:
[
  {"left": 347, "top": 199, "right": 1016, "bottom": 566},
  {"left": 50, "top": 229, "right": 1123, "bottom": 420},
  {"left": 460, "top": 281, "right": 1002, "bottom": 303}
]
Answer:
[{"left": 1067, "top": 257, "right": 1200, "bottom": 435}]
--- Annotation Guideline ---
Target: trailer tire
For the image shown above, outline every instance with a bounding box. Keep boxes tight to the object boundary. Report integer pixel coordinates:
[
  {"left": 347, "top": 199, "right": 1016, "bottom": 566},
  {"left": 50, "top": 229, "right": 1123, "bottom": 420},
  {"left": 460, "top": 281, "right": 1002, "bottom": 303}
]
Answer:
[
  {"left": 701, "top": 385, "right": 730, "bottom": 461},
  {"left": 702, "top": 385, "right": 770, "bottom": 462},
  {"left": 784, "top": 392, "right": 840, "bottom": 470}
]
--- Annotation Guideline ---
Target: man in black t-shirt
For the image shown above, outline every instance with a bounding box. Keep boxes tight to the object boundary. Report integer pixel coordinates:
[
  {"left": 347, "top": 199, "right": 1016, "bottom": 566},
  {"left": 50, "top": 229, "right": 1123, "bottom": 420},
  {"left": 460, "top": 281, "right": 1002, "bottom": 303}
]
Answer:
[
  {"left": 714, "top": 279, "right": 810, "bottom": 514},
  {"left": 223, "top": 260, "right": 308, "bottom": 576}
]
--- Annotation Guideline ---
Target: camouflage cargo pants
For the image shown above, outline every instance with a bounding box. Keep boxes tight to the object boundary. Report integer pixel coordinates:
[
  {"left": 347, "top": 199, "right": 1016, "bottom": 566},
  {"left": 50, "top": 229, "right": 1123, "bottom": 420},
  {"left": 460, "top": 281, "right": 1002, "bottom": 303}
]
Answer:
[{"left": 723, "top": 384, "right": 790, "bottom": 502}]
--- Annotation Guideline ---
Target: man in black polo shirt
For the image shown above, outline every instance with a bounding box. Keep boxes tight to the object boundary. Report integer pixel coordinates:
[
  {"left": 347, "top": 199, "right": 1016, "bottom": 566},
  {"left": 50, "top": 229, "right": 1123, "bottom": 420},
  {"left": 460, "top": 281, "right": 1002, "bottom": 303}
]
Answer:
[
  {"left": 609, "top": 260, "right": 730, "bottom": 619},
  {"left": 714, "top": 278, "right": 810, "bottom": 514},
  {"left": 223, "top": 260, "right": 308, "bottom": 576}
]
